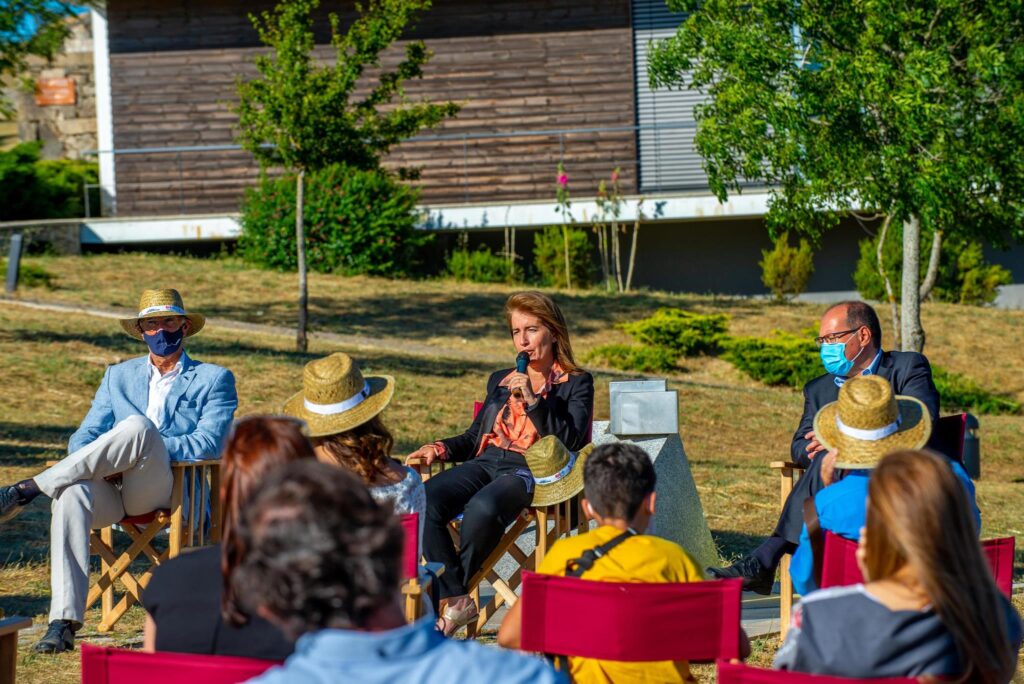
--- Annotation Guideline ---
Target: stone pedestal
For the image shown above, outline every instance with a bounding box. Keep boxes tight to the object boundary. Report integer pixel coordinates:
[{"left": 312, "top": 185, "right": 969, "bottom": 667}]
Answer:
[{"left": 592, "top": 420, "right": 720, "bottom": 570}]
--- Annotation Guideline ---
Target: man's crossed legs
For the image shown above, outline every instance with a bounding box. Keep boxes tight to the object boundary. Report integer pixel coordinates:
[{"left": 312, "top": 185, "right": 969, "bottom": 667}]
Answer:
[{"left": 0, "top": 415, "right": 171, "bottom": 652}]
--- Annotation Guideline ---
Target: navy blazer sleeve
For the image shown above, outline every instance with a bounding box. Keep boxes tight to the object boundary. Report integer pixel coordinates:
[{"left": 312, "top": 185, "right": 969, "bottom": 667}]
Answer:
[
  {"left": 439, "top": 370, "right": 506, "bottom": 462},
  {"left": 525, "top": 372, "right": 594, "bottom": 451},
  {"left": 790, "top": 383, "right": 817, "bottom": 467}
]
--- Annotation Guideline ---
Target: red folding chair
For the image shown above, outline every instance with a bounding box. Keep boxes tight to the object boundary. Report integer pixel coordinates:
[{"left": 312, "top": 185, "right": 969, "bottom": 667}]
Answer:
[
  {"left": 717, "top": 660, "right": 916, "bottom": 684},
  {"left": 81, "top": 644, "right": 278, "bottom": 684},
  {"left": 399, "top": 512, "right": 444, "bottom": 622},
  {"left": 519, "top": 571, "right": 743, "bottom": 662},
  {"left": 820, "top": 532, "right": 1015, "bottom": 597}
]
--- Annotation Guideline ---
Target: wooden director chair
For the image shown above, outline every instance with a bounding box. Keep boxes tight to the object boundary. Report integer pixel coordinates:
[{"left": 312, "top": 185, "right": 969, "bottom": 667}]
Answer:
[
  {"left": 47, "top": 459, "right": 222, "bottom": 632},
  {"left": 770, "top": 413, "right": 969, "bottom": 637},
  {"left": 399, "top": 512, "right": 446, "bottom": 623},
  {"left": 408, "top": 402, "right": 591, "bottom": 637}
]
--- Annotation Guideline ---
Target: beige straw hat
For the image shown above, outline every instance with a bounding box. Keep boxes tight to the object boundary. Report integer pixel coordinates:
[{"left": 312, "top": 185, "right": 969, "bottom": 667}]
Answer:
[
  {"left": 524, "top": 436, "right": 595, "bottom": 507},
  {"left": 119, "top": 289, "right": 206, "bottom": 340},
  {"left": 813, "top": 375, "right": 931, "bottom": 470},
  {"left": 282, "top": 353, "right": 394, "bottom": 438}
]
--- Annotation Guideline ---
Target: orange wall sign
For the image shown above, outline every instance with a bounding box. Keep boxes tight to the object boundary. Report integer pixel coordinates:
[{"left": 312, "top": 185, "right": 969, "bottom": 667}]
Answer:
[{"left": 35, "top": 78, "right": 77, "bottom": 106}]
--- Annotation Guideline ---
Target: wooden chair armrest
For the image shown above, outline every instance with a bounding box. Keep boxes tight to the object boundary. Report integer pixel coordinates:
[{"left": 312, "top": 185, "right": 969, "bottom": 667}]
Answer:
[
  {"left": 769, "top": 461, "right": 805, "bottom": 471},
  {"left": 171, "top": 459, "right": 221, "bottom": 469},
  {"left": 0, "top": 616, "right": 33, "bottom": 637}
]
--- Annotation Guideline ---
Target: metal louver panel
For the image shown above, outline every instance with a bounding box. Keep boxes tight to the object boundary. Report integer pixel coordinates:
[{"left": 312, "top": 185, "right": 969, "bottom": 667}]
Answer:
[{"left": 633, "top": 0, "right": 709, "bottom": 192}]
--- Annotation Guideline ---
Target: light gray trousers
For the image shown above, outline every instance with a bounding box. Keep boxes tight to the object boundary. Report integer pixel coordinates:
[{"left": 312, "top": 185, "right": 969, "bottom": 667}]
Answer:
[{"left": 35, "top": 415, "right": 172, "bottom": 624}]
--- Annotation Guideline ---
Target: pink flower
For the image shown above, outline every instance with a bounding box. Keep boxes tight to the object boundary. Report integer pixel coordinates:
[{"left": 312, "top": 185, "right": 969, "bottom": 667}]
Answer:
[
  {"left": 610, "top": 170, "right": 619, "bottom": 183},
  {"left": 557, "top": 174, "right": 568, "bottom": 187}
]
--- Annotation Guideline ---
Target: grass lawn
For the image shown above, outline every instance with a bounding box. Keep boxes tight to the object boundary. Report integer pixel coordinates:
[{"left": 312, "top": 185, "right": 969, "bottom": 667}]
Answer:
[{"left": 1, "top": 252, "right": 1022, "bottom": 683}]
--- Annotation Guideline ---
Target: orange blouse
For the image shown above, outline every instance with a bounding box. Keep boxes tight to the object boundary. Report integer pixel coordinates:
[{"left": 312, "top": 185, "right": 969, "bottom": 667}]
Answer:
[{"left": 475, "top": 362, "right": 569, "bottom": 456}]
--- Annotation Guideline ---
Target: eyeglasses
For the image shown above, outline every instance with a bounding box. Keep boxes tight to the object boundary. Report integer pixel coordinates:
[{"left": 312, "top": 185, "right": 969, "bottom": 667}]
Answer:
[
  {"left": 139, "top": 316, "right": 186, "bottom": 333},
  {"left": 814, "top": 327, "right": 862, "bottom": 348},
  {"left": 815, "top": 328, "right": 862, "bottom": 347}
]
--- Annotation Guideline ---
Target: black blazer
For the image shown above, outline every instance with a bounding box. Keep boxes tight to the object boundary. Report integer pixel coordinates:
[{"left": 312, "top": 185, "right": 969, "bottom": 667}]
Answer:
[
  {"left": 790, "top": 351, "right": 941, "bottom": 467},
  {"left": 439, "top": 368, "right": 595, "bottom": 462}
]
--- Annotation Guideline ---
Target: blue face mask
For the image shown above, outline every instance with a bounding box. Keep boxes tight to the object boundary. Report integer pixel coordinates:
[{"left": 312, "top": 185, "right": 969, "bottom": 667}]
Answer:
[
  {"left": 820, "top": 339, "right": 864, "bottom": 376},
  {"left": 144, "top": 328, "right": 185, "bottom": 357}
]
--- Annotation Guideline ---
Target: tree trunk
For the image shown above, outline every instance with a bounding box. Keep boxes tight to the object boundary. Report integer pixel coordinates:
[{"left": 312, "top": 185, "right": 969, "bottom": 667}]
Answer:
[
  {"left": 900, "top": 214, "right": 925, "bottom": 353},
  {"left": 625, "top": 220, "right": 640, "bottom": 293},
  {"left": 295, "top": 169, "right": 308, "bottom": 353},
  {"left": 875, "top": 214, "right": 900, "bottom": 350},
  {"left": 597, "top": 224, "right": 610, "bottom": 290},
  {"left": 919, "top": 229, "right": 943, "bottom": 301},
  {"left": 562, "top": 225, "right": 572, "bottom": 289},
  {"left": 611, "top": 222, "right": 624, "bottom": 292}
]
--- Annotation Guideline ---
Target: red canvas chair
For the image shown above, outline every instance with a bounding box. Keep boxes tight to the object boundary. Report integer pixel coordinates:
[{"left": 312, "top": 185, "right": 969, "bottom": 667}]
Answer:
[
  {"left": 81, "top": 644, "right": 277, "bottom": 684},
  {"left": 408, "top": 402, "right": 593, "bottom": 637},
  {"left": 717, "top": 660, "right": 916, "bottom": 684},
  {"left": 519, "top": 572, "right": 743, "bottom": 663},
  {"left": 399, "top": 512, "right": 445, "bottom": 622},
  {"left": 820, "top": 531, "right": 1015, "bottom": 597},
  {"left": 771, "top": 413, "right": 968, "bottom": 637}
]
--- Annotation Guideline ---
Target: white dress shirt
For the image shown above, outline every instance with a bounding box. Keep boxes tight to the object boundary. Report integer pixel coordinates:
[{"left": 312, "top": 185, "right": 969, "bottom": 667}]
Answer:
[{"left": 146, "top": 351, "right": 186, "bottom": 429}]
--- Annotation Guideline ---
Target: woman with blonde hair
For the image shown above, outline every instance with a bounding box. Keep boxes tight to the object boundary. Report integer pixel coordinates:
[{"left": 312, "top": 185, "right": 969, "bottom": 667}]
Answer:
[
  {"left": 774, "top": 449, "right": 1021, "bottom": 681},
  {"left": 407, "top": 291, "right": 594, "bottom": 635}
]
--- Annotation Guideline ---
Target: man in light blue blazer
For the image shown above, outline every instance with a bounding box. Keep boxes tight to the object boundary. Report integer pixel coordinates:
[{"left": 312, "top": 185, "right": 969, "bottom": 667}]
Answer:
[{"left": 0, "top": 288, "right": 237, "bottom": 653}]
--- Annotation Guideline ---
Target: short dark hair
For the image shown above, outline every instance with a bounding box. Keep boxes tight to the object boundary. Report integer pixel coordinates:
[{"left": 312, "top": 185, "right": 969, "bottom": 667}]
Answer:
[
  {"left": 828, "top": 300, "right": 882, "bottom": 346},
  {"left": 232, "top": 460, "right": 403, "bottom": 639},
  {"left": 583, "top": 442, "right": 656, "bottom": 520}
]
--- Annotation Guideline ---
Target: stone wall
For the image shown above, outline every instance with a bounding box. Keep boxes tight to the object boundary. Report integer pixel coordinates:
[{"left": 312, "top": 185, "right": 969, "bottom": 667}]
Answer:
[{"left": 12, "top": 14, "right": 97, "bottom": 160}]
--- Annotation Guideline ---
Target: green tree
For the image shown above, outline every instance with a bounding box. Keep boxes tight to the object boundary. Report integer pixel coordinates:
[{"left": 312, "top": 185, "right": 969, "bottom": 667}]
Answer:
[
  {"left": 760, "top": 232, "right": 815, "bottom": 302},
  {"left": 649, "top": 0, "right": 1024, "bottom": 352},
  {"left": 0, "top": 1, "right": 91, "bottom": 118},
  {"left": 234, "top": 0, "right": 459, "bottom": 351}
]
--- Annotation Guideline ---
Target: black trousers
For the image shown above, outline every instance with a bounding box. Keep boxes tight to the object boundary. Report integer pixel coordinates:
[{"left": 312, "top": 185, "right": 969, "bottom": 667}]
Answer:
[
  {"left": 423, "top": 446, "right": 534, "bottom": 599},
  {"left": 753, "top": 455, "right": 829, "bottom": 571}
]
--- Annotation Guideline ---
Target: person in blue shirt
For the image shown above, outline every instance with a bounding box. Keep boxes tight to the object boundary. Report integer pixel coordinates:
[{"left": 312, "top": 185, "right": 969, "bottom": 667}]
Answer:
[
  {"left": 233, "top": 460, "right": 565, "bottom": 684},
  {"left": 790, "top": 375, "right": 980, "bottom": 596}
]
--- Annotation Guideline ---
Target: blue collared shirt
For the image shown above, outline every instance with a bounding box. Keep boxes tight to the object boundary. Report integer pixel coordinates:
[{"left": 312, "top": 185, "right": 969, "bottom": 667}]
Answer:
[
  {"left": 834, "top": 349, "right": 883, "bottom": 387},
  {"left": 791, "top": 461, "right": 980, "bottom": 596},
  {"left": 247, "top": 618, "right": 566, "bottom": 684}
]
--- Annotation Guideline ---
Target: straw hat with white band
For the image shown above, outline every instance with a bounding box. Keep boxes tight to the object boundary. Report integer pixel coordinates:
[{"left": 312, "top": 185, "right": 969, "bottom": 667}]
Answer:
[
  {"left": 813, "top": 375, "right": 931, "bottom": 470},
  {"left": 119, "top": 289, "right": 206, "bottom": 340},
  {"left": 282, "top": 353, "right": 394, "bottom": 438},
  {"left": 524, "top": 435, "right": 595, "bottom": 507}
]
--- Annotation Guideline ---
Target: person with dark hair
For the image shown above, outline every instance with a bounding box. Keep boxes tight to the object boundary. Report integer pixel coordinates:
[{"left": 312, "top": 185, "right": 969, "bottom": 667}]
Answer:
[
  {"left": 710, "top": 300, "right": 942, "bottom": 594},
  {"left": 407, "top": 291, "right": 594, "bottom": 635},
  {"left": 281, "top": 353, "right": 425, "bottom": 545},
  {"left": 775, "top": 450, "right": 1020, "bottom": 681},
  {"left": 141, "top": 415, "right": 314, "bottom": 659},
  {"left": 498, "top": 442, "right": 747, "bottom": 683},
  {"left": 235, "top": 460, "right": 565, "bottom": 684},
  {"left": 0, "top": 288, "right": 237, "bottom": 654}
]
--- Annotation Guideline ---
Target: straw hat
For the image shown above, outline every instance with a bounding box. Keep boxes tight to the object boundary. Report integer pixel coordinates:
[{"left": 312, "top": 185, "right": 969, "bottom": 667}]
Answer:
[
  {"left": 813, "top": 375, "right": 931, "bottom": 470},
  {"left": 524, "top": 436, "right": 595, "bottom": 507},
  {"left": 119, "top": 289, "right": 206, "bottom": 340},
  {"left": 282, "top": 353, "right": 394, "bottom": 438}
]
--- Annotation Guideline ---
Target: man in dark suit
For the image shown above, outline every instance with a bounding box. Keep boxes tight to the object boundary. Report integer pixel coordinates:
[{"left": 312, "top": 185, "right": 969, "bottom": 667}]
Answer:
[{"left": 708, "top": 301, "right": 940, "bottom": 593}]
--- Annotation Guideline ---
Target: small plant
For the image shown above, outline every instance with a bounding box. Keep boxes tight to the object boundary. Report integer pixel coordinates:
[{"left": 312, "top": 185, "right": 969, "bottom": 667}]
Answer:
[
  {"left": 620, "top": 308, "right": 729, "bottom": 357},
  {"left": 722, "top": 332, "right": 821, "bottom": 388},
  {"left": 533, "top": 225, "right": 594, "bottom": 289},
  {"left": 933, "top": 367, "right": 1020, "bottom": 415},
  {"left": 0, "top": 142, "right": 99, "bottom": 221},
  {"left": 238, "top": 164, "right": 429, "bottom": 277},
  {"left": 760, "top": 232, "right": 814, "bottom": 302},
  {"left": 1, "top": 259, "right": 57, "bottom": 289},
  {"left": 949, "top": 243, "right": 1012, "bottom": 306},
  {"left": 444, "top": 238, "right": 519, "bottom": 283},
  {"left": 584, "top": 344, "right": 679, "bottom": 373}
]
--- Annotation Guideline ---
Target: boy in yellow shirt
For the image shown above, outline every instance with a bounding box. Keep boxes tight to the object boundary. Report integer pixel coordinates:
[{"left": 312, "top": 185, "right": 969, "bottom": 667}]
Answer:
[{"left": 499, "top": 442, "right": 733, "bottom": 683}]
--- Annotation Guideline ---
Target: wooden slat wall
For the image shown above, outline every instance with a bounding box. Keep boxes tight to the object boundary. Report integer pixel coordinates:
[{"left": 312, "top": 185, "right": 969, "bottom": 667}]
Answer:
[{"left": 107, "top": 0, "right": 637, "bottom": 217}]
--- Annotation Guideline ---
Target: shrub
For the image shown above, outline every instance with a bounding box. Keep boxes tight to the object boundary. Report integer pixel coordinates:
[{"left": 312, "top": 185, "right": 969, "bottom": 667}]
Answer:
[
  {"left": 444, "top": 243, "right": 519, "bottom": 283},
  {"left": 1, "top": 259, "right": 57, "bottom": 289},
  {"left": 723, "top": 332, "right": 821, "bottom": 388},
  {"left": 854, "top": 227, "right": 1010, "bottom": 306},
  {"left": 533, "top": 226, "right": 595, "bottom": 288},
  {"left": 0, "top": 142, "right": 99, "bottom": 221},
  {"left": 932, "top": 367, "right": 1021, "bottom": 415},
  {"left": 584, "top": 343, "right": 679, "bottom": 373},
  {"left": 620, "top": 308, "right": 729, "bottom": 357},
  {"left": 760, "top": 232, "right": 814, "bottom": 302},
  {"left": 237, "top": 164, "right": 429, "bottom": 277}
]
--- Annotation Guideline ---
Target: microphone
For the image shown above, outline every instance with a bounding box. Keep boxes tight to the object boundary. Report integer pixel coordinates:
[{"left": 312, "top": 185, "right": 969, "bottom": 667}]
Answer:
[{"left": 512, "top": 351, "right": 530, "bottom": 398}]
